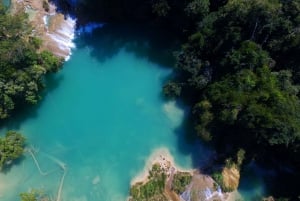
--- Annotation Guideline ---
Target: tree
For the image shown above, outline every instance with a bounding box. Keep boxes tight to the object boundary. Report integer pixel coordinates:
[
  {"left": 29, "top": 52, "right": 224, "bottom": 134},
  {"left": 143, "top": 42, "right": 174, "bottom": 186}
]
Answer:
[
  {"left": 185, "top": 0, "right": 210, "bottom": 18},
  {"left": 205, "top": 66, "right": 300, "bottom": 147},
  {"left": 0, "top": 2, "right": 62, "bottom": 119},
  {"left": 20, "top": 189, "right": 47, "bottom": 201},
  {"left": 163, "top": 3, "right": 300, "bottom": 193},
  {"left": 0, "top": 131, "right": 25, "bottom": 170},
  {"left": 152, "top": 0, "right": 170, "bottom": 17},
  {"left": 222, "top": 40, "right": 272, "bottom": 72}
]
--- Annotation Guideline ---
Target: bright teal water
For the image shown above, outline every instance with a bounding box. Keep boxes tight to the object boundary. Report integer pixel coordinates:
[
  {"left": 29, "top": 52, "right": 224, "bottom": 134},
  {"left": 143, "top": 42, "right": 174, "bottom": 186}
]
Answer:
[
  {"left": 2, "top": 0, "right": 10, "bottom": 7},
  {"left": 0, "top": 28, "right": 265, "bottom": 200},
  {"left": 0, "top": 33, "right": 210, "bottom": 200}
]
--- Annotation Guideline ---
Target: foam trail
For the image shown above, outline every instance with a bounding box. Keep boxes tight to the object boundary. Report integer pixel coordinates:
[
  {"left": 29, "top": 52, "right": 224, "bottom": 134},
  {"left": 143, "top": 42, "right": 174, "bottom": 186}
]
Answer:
[
  {"left": 40, "top": 152, "right": 67, "bottom": 201},
  {"left": 42, "top": 152, "right": 67, "bottom": 170},
  {"left": 28, "top": 147, "right": 67, "bottom": 201},
  {"left": 56, "top": 168, "right": 67, "bottom": 201},
  {"left": 27, "top": 148, "right": 59, "bottom": 176}
]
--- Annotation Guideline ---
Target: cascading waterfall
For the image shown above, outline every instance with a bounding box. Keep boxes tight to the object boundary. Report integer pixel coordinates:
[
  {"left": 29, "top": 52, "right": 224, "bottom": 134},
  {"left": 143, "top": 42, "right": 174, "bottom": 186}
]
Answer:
[
  {"left": 45, "top": 15, "right": 76, "bottom": 60},
  {"left": 204, "top": 188, "right": 213, "bottom": 199},
  {"left": 42, "top": 0, "right": 105, "bottom": 60}
]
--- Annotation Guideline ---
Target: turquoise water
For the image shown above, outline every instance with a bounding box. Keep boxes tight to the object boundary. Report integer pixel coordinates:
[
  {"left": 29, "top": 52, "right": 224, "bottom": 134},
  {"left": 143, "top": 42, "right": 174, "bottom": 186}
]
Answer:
[
  {"left": 0, "top": 29, "right": 211, "bottom": 200},
  {"left": 0, "top": 26, "right": 267, "bottom": 200},
  {"left": 2, "top": 0, "right": 10, "bottom": 7}
]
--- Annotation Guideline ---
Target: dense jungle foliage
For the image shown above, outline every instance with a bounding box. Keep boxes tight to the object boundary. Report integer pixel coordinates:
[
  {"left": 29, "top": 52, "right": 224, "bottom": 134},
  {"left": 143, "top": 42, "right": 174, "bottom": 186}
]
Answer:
[
  {"left": 163, "top": 0, "right": 300, "bottom": 164},
  {"left": 0, "top": 3, "right": 62, "bottom": 120},
  {"left": 161, "top": 0, "right": 300, "bottom": 198},
  {"left": 0, "top": 130, "right": 25, "bottom": 170}
]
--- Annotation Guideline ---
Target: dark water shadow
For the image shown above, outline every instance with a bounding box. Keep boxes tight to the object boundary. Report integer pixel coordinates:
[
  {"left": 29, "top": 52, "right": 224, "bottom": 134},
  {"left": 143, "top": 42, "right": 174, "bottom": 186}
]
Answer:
[
  {"left": 49, "top": 0, "right": 76, "bottom": 17},
  {"left": 238, "top": 160, "right": 300, "bottom": 200},
  {"left": 175, "top": 118, "right": 214, "bottom": 169},
  {"left": 160, "top": 95, "right": 215, "bottom": 170},
  {"left": 0, "top": 74, "right": 64, "bottom": 131},
  {"left": 1, "top": 155, "right": 26, "bottom": 174},
  {"left": 76, "top": 23, "right": 180, "bottom": 68}
]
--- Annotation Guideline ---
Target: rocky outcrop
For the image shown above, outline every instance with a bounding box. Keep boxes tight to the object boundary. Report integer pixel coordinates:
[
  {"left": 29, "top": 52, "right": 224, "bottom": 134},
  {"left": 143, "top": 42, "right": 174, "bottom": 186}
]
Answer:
[
  {"left": 221, "top": 166, "right": 240, "bottom": 192},
  {"left": 11, "top": 0, "right": 75, "bottom": 60},
  {"left": 129, "top": 148, "right": 239, "bottom": 201}
]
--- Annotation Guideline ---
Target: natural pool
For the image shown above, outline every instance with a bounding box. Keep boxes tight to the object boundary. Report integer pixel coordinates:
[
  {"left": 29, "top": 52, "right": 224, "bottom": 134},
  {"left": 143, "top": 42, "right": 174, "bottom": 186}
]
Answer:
[
  {"left": 0, "top": 26, "right": 212, "bottom": 200},
  {"left": 0, "top": 24, "right": 267, "bottom": 200}
]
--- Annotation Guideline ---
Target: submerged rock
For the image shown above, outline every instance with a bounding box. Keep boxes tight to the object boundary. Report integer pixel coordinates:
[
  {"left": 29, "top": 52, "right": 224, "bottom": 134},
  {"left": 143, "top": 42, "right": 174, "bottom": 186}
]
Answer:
[{"left": 92, "top": 175, "right": 100, "bottom": 185}]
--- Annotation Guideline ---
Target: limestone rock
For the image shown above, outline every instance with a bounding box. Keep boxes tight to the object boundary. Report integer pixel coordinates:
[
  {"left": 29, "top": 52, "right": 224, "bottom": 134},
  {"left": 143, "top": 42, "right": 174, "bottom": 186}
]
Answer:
[{"left": 221, "top": 166, "right": 240, "bottom": 191}]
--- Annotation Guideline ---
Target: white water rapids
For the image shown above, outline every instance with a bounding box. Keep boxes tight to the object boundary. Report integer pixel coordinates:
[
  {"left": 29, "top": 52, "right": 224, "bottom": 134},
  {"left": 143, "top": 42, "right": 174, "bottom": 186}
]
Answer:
[{"left": 46, "top": 16, "right": 76, "bottom": 60}]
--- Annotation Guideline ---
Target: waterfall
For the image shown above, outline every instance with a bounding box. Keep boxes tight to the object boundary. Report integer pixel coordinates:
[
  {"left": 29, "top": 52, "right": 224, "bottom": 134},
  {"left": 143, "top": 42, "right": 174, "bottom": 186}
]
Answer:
[{"left": 46, "top": 15, "right": 76, "bottom": 61}]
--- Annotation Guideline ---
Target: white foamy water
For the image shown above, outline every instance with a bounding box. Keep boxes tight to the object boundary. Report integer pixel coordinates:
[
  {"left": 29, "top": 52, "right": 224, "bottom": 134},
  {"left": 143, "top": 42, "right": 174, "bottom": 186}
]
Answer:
[
  {"left": 43, "top": 15, "right": 50, "bottom": 28},
  {"left": 47, "top": 16, "right": 76, "bottom": 61}
]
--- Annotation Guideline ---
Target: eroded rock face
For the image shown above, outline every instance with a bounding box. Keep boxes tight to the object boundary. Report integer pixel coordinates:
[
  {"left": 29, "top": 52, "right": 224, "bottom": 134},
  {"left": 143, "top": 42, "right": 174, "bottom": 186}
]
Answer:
[
  {"left": 221, "top": 166, "right": 240, "bottom": 191},
  {"left": 11, "top": 0, "right": 75, "bottom": 60}
]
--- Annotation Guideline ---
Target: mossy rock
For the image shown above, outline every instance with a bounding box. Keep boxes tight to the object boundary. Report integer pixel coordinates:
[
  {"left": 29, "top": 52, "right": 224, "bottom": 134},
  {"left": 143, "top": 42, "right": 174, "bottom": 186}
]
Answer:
[
  {"left": 129, "top": 164, "right": 167, "bottom": 201},
  {"left": 172, "top": 172, "right": 192, "bottom": 194}
]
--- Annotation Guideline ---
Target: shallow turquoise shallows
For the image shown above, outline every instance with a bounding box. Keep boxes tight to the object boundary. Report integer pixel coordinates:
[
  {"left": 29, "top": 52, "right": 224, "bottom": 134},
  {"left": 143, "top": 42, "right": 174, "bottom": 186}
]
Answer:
[
  {"left": 0, "top": 29, "right": 211, "bottom": 200},
  {"left": 2, "top": 0, "right": 10, "bottom": 7}
]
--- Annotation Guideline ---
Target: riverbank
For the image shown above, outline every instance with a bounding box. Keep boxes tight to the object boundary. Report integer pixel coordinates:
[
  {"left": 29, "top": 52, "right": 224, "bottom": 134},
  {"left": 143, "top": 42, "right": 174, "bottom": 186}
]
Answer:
[
  {"left": 131, "top": 148, "right": 192, "bottom": 185},
  {"left": 129, "top": 148, "right": 241, "bottom": 201},
  {"left": 10, "top": 0, "right": 75, "bottom": 60}
]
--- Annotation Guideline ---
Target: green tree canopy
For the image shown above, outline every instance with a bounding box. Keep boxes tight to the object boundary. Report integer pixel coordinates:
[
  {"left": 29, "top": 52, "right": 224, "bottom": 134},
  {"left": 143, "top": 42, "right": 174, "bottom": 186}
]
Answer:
[
  {"left": 20, "top": 189, "right": 47, "bottom": 201},
  {"left": 0, "top": 2, "right": 62, "bottom": 119},
  {"left": 0, "top": 131, "right": 25, "bottom": 170},
  {"left": 165, "top": 0, "right": 300, "bottom": 170}
]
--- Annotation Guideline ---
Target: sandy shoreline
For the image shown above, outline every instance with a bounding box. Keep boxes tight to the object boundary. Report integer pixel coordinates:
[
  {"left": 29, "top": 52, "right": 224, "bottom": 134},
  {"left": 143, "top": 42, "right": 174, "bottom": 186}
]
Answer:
[
  {"left": 131, "top": 147, "right": 194, "bottom": 185},
  {"left": 130, "top": 147, "right": 242, "bottom": 201}
]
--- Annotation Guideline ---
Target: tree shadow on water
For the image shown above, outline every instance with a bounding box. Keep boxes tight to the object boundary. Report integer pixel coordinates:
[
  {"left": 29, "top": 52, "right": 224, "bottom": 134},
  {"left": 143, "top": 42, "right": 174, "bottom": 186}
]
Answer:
[
  {"left": 77, "top": 23, "right": 180, "bottom": 67},
  {"left": 168, "top": 100, "right": 215, "bottom": 170},
  {"left": 1, "top": 155, "right": 26, "bottom": 174},
  {"left": 0, "top": 74, "right": 64, "bottom": 132}
]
